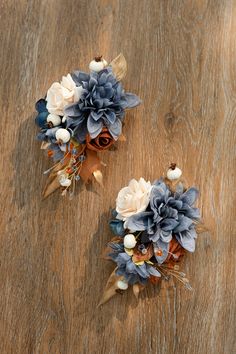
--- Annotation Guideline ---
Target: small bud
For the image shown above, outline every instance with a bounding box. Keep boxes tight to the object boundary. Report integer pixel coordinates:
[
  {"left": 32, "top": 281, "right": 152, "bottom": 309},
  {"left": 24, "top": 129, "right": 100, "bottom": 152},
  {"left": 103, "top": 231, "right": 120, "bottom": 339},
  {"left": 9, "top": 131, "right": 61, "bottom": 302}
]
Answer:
[
  {"left": 89, "top": 57, "right": 108, "bottom": 72},
  {"left": 55, "top": 128, "right": 71, "bottom": 143},
  {"left": 47, "top": 114, "right": 61, "bottom": 127},
  {"left": 117, "top": 280, "right": 128, "bottom": 290},
  {"left": 124, "top": 234, "right": 137, "bottom": 249},
  {"left": 167, "top": 164, "right": 182, "bottom": 180}
]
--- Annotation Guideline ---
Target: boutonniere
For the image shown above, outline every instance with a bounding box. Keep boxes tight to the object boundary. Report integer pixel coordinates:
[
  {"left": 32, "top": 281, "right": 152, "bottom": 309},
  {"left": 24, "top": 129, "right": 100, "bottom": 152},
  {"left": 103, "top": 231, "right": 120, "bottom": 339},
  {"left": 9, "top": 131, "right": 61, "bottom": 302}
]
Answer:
[
  {"left": 99, "top": 165, "right": 206, "bottom": 305},
  {"left": 35, "top": 54, "right": 141, "bottom": 198}
]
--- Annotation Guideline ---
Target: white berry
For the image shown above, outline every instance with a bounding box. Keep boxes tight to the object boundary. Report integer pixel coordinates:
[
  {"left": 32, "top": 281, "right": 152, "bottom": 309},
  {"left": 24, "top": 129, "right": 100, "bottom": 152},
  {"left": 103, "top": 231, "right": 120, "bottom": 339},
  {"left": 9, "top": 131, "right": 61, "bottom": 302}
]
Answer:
[
  {"left": 89, "top": 58, "right": 108, "bottom": 72},
  {"left": 59, "top": 178, "right": 71, "bottom": 187},
  {"left": 47, "top": 114, "right": 61, "bottom": 127},
  {"left": 62, "top": 116, "right": 67, "bottom": 123},
  {"left": 167, "top": 166, "right": 182, "bottom": 180},
  {"left": 117, "top": 280, "right": 128, "bottom": 290},
  {"left": 55, "top": 128, "right": 70, "bottom": 143},
  {"left": 124, "top": 234, "right": 137, "bottom": 249}
]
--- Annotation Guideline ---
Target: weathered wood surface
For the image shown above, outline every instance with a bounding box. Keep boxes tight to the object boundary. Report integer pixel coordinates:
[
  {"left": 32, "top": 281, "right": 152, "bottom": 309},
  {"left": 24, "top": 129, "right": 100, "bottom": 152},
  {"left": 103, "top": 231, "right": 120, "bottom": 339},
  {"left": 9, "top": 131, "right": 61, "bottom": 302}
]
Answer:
[{"left": 0, "top": 0, "right": 235, "bottom": 353}]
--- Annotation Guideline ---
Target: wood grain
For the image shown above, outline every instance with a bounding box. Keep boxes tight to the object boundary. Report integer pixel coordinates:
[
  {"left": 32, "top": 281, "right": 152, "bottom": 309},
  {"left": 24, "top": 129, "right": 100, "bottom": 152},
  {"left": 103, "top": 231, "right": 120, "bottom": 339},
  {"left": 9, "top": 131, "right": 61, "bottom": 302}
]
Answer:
[{"left": 0, "top": 0, "right": 235, "bottom": 353}]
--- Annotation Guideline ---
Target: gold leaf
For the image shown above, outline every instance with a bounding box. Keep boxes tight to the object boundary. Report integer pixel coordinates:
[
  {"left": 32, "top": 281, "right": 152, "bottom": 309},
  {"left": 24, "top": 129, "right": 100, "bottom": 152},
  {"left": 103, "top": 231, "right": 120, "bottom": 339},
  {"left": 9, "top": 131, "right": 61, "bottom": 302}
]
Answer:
[
  {"left": 110, "top": 53, "right": 127, "bottom": 81},
  {"left": 93, "top": 170, "right": 103, "bottom": 187},
  {"left": 98, "top": 268, "right": 124, "bottom": 307},
  {"left": 43, "top": 176, "right": 61, "bottom": 199}
]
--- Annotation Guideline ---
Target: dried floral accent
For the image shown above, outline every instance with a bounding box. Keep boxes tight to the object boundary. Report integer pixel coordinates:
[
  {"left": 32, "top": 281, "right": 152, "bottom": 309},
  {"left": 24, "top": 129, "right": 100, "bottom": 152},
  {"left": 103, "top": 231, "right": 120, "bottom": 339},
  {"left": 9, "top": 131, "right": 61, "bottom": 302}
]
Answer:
[
  {"left": 35, "top": 54, "right": 141, "bottom": 197},
  {"left": 100, "top": 166, "right": 205, "bottom": 305},
  {"left": 133, "top": 283, "right": 145, "bottom": 299},
  {"left": 98, "top": 269, "right": 125, "bottom": 307},
  {"left": 110, "top": 53, "right": 127, "bottom": 81}
]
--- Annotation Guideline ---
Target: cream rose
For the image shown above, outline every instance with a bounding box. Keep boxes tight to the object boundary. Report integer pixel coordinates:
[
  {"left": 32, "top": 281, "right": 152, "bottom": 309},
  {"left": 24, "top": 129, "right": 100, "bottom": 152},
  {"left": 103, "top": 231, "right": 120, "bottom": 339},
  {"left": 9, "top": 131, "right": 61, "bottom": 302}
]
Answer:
[
  {"left": 116, "top": 178, "right": 152, "bottom": 224},
  {"left": 46, "top": 74, "right": 83, "bottom": 116}
]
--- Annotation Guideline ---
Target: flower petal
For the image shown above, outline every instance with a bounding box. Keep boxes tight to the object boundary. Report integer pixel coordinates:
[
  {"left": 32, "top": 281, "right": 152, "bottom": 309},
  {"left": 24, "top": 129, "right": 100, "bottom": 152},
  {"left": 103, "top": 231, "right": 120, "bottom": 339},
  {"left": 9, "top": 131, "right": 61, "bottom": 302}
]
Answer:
[
  {"left": 174, "top": 216, "right": 193, "bottom": 233},
  {"left": 107, "top": 118, "right": 122, "bottom": 140},
  {"left": 180, "top": 187, "right": 199, "bottom": 206},
  {"left": 109, "top": 219, "right": 125, "bottom": 236},
  {"left": 125, "top": 93, "right": 141, "bottom": 108},
  {"left": 87, "top": 115, "right": 103, "bottom": 138},
  {"left": 125, "top": 211, "right": 154, "bottom": 231},
  {"left": 35, "top": 99, "right": 47, "bottom": 113}
]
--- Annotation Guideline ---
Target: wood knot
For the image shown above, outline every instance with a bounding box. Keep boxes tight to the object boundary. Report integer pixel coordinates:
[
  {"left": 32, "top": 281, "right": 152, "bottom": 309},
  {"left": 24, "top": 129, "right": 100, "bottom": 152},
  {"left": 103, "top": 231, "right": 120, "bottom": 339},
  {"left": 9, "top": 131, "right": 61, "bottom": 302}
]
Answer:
[{"left": 164, "top": 112, "right": 177, "bottom": 131}]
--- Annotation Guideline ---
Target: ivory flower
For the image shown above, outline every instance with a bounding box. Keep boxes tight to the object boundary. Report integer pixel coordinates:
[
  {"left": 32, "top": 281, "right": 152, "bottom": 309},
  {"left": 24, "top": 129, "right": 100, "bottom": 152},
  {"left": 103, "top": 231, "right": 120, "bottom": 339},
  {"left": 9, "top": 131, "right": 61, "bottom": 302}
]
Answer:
[
  {"left": 116, "top": 178, "right": 152, "bottom": 224},
  {"left": 46, "top": 74, "right": 83, "bottom": 116}
]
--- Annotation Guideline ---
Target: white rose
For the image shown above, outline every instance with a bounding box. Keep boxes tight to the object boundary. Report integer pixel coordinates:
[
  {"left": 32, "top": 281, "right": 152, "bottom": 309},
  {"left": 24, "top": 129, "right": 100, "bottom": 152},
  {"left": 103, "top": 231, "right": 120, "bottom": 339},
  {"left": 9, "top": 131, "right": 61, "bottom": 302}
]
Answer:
[
  {"left": 46, "top": 73, "right": 83, "bottom": 116},
  {"left": 116, "top": 178, "right": 152, "bottom": 225}
]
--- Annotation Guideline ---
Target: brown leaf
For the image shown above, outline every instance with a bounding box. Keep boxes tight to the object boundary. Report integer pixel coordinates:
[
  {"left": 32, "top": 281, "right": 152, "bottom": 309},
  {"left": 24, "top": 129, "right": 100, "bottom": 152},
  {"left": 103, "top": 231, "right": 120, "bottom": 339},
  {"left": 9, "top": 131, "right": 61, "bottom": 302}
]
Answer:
[
  {"left": 165, "top": 238, "right": 185, "bottom": 264},
  {"left": 110, "top": 53, "right": 127, "bottom": 81},
  {"left": 93, "top": 170, "right": 103, "bottom": 187},
  {"left": 43, "top": 175, "right": 61, "bottom": 199},
  {"left": 48, "top": 162, "right": 65, "bottom": 178},
  {"left": 98, "top": 268, "right": 124, "bottom": 307},
  {"left": 40, "top": 141, "right": 50, "bottom": 150},
  {"left": 80, "top": 149, "right": 101, "bottom": 183},
  {"left": 133, "top": 283, "right": 146, "bottom": 299}
]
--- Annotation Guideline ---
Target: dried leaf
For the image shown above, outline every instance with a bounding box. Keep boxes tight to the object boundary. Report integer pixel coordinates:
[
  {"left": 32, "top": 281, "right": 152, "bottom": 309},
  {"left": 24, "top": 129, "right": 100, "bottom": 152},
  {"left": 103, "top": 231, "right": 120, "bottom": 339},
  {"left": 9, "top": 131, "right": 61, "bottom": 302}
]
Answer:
[
  {"left": 48, "top": 162, "right": 65, "bottom": 178},
  {"left": 43, "top": 175, "right": 61, "bottom": 199},
  {"left": 110, "top": 53, "right": 127, "bottom": 81},
  {"left": 80, "top": 149, "right": 101, "bottom": 183},
  {"left": 98, "top": 268, "right": 124, "bottom": 307},
  {"left": 165, "top": 238, "right": 185, "bottom": 264},
  {"left": 133, "top": 283, "right": 146, "bottom": 299},
  {"left": 41, "top": 141, "right": 50, "bottom": 150},
  {"left": 118, "top": 134, "right": 126, "bottom": 142},
  {"left": 93, "top": 170, "right": 103, "bottom": 187},
  {"left": 149, "top": 275, "right": 161, "bottom": 285}
]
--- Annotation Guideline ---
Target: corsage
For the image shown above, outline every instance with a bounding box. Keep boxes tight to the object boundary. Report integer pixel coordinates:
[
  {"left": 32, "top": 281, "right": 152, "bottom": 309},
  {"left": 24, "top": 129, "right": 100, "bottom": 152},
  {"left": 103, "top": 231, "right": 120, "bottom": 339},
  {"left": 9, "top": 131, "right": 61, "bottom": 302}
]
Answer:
[
  {"left": 100, "top": 164, "right": 206, "bottom": 305},
  {"left": 35, "top": 54, "right": 141, "bottom": 198}
]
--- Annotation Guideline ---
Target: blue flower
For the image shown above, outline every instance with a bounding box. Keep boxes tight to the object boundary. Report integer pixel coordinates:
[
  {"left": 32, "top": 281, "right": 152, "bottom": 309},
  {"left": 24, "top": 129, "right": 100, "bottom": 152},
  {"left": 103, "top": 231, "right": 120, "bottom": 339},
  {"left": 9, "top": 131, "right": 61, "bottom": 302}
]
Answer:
[
  {"left": 35, "top": 98, "right": 67, "bottom": 161},
  {"left": 64, "top": 67, "right": 141, "bottom": 143},
  {"left": 125, "top": 180, "right": 200, "bottom": 259},
  {"left": 108, "top": 242, "right": 161, "bottom": 285},
  {"left": 35, "top": 99, "right": 49, "bottom": 128}
]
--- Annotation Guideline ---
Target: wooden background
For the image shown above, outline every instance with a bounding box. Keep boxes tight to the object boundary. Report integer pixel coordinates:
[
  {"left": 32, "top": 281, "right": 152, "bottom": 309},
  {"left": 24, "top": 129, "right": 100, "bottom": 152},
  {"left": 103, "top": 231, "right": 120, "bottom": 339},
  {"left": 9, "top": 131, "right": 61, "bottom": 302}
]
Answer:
[{"left": 0, "top": 0, "right": 235, "bottom": 353}]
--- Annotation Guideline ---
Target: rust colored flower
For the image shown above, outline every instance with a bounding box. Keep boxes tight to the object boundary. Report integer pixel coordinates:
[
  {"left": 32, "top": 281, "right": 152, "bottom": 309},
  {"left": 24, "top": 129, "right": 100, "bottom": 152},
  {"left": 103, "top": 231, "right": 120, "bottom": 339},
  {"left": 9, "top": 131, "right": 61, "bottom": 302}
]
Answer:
[
  {"left": 86, "top": 128, "right": 115, "bottom": 152},
  {"left": 165, "top": 238, "right": 185, "bottom": 263},
  {"left": 132, "top": 243, "right": 154, "bottom": 263}
]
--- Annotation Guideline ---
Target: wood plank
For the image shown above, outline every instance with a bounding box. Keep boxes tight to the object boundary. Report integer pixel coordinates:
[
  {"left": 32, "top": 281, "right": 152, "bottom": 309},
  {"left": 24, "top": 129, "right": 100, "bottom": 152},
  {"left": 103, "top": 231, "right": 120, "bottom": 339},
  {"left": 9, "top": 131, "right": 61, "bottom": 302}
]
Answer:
[{"left": 0, "top": 0, "right": 235, "bottom": 353}]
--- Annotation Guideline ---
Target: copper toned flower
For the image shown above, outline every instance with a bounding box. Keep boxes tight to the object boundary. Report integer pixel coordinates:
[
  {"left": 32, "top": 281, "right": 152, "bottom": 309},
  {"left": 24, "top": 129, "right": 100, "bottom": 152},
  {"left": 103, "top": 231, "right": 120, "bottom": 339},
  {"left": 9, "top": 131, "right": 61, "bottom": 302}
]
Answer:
[{"left": 86, "top": 128, "right": 115, "bottom": 152}]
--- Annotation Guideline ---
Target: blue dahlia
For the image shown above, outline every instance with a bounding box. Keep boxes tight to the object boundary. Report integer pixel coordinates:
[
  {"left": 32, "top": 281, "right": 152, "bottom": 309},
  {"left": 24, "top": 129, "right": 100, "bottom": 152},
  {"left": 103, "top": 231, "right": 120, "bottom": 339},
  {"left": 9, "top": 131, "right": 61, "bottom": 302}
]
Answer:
[
  {"left": 125, "top": 179, "right": 200, "bottom": 261},
  {"left": 64, "top": 66, "right": 141, "bottom": 143},
  {"left": 108, "top": 242, "right": 160, "bottom": 285}
]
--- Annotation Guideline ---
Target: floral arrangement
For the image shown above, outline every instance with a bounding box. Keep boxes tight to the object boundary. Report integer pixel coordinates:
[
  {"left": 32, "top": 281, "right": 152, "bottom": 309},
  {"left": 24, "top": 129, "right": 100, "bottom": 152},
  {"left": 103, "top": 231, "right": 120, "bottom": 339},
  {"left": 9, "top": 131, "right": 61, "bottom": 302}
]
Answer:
[
  {"left": 100, "top": 164, "right": 205, "bottom": 305},
  {"left": 35, "top": 54, "right": 141, "bottom": 198}
]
